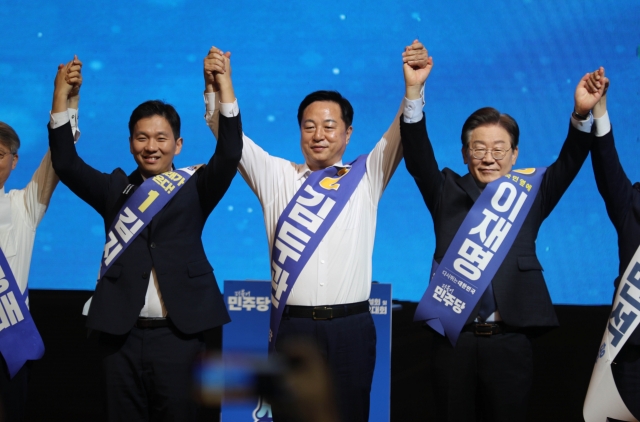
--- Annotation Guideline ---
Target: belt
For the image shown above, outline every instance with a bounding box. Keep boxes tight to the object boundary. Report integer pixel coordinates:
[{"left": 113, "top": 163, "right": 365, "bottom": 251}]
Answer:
[
  {"left": 462, "top": 322, "right": 512, "bottom": 336},
  {"left": 284, "top": 301, "right": 370, "bottom": 320},
  {"left": 135, "top": 317, "right": 171, "bottom": 329}
]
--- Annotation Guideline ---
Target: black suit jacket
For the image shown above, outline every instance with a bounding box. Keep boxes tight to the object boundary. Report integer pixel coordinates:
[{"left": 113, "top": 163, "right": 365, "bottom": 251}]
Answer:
[
  {"left": 401, "top": 115, "right": 593, "bottom": 328},
  {"left": 591, "top": 127, "right": 640, "bottom": 344},
  {"left": 48, "top": 114, "right": 243, "bottom": 335}
]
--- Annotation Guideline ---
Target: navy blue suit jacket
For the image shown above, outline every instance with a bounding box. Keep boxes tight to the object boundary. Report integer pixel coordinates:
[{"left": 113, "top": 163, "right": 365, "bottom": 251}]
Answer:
[
  {"left": 48, "top": 114, "right": 242, "bottom": 335},
  {"left": 591, "top": 127, "right": 640, "bottom": 344},
  {"left": 401, "top": 115, "right": 593, "bottom": 328}
]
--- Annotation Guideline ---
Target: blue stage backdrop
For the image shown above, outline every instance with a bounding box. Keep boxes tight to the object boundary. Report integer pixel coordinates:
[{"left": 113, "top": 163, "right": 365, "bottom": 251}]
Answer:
[{"left": 0, "top": 0, "right": 638, "bottom": 304}]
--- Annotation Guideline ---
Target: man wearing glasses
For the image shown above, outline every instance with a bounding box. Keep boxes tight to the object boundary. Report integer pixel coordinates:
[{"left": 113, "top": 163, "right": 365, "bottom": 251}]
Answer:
[{"left": 400, "top": 69, "right": 606, "bottom": 421}]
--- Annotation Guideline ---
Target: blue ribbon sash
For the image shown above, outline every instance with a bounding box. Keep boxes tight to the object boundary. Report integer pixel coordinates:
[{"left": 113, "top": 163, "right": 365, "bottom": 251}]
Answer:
[
  {"left": 584, "top": 243, "right": 640, "bottom": 421},
  {"left": 100, "top": 167, "right": 198, "bottom": 279},
  {"left": 268, "top": 155, "right": 368, "bottom": 352},
  {"left": 0, "top": 247, "right": 44, "bottom": 378},
  {"left": 415, "top": 168, "right": 547, "bottom": 345}
]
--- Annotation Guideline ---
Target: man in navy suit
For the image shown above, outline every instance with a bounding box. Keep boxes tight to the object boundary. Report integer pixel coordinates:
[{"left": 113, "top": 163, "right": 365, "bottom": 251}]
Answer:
[
  {"left": 48, "top": 57, "right": 242, "bottom": 421},
  {"left": 588, "top": 67, "right": 640, "bottom": 420},
  {"left": 400, "top": 65, "right": 605, "bottom": 421}
]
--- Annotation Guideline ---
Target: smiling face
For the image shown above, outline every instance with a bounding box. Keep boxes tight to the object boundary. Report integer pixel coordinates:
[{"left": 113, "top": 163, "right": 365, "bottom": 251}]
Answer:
[
  {"left": 462, "top": 124, "right": 518, "bottom": 186},
  {"left": 299, "top": 101, "right": 353, "bottom": 171},
  {"left": 129, "top": 115, "right": 183, "bottom": 179}
]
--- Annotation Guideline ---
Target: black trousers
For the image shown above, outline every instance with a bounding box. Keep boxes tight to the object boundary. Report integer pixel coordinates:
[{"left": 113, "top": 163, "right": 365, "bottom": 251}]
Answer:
[
  {"left": 612, "top": 342, "right": 640, "bottom": 420},
  {"left": 0, "top": 356, "right": 30, "bottom": 422},
  {"left": 98, "top": 326, "right": 205, "bottom": 422},
  {"left": 431, "top": 330, "right": 533, "bottom": 422},
  {"left": 274, "top": 312, "right": 376, "bottom": 422}
]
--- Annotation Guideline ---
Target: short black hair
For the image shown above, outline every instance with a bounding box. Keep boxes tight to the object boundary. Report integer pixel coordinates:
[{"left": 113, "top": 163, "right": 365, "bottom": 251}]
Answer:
[
  {"left": 0, "top": 122, "right": 20, "bottom": 154},
  {"left": 128, "top": 100, "right": 181, "bottom": 139},
  {"left": 461, "top": 107, "right": 519, "bottom": 148},
  {"left": 297, "top": 91, "right": 354, "bottom": 128}
]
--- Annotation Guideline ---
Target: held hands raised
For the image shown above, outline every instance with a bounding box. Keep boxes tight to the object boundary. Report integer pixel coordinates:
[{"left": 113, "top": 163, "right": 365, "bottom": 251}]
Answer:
[
  {"left": 52, "top": 56, "right": 83, "bottom": 113},
  {"left": 402, "top": 40, "right": 433, "bottom": 100},
  {"left": 204, "top": 46, "right": 231, "bottom": 92},
  {"left": 203, "top": 46, "right": 235, "bottom": 103},
  {"left": 586, "top": 67, "right": 609, "bottom": 118},
  {"left": 574, "top": 66, "right": 607, "bottom": 117}
]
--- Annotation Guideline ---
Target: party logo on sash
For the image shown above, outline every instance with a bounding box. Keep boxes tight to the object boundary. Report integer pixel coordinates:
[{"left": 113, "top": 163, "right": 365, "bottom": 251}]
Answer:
[
  {"left": 268, "top": 156, "right": 368, "bottom": 352},
  {"left": 415, "top": 168, "right": 546, "bottom": 345}
]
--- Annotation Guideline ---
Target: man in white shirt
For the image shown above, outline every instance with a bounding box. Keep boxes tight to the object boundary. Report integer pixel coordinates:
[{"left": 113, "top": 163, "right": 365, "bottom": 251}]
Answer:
[
  {"left": 205, "top": 41, "right": 431, "bottom": 422},
  {"left": 0, "top": 57, "right": 81, "bottom": 421}
]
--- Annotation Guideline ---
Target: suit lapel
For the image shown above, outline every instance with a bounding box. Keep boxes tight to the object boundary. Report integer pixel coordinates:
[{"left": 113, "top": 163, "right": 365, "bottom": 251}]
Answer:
[{"left": 456, "top": 173, "right": 482, "bottom": 203}]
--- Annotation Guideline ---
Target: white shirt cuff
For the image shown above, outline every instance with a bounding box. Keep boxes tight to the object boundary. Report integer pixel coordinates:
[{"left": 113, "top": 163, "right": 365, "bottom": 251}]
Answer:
[
  {"left": 594, "top": 111, "right": 611, "bottom": 137},
  {"left": 50, "top": 111, "right": 70, "bottom": 128},
  {"left": 220, "top": 99, "right": 239, "bottom": 118},
  {"left": 570, "top": 112, "right": 593, "bottom": 133},
  {"left": 204, "top": 92, "right": 217, "bottom": 112},
  {"left": 49, "top": 109, "right": 81, "bottom": 142},
  {"left": 403, "top": 85, "right": 425, "bottom": 123}
]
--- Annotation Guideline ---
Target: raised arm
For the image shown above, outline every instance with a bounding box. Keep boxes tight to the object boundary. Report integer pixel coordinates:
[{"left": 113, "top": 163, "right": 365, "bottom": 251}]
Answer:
[
  {"left": 24, "top": 57, "right": 83, "bottom": 227},
  {"left": 539, "top": 68, "right": 606, "bottom": 218},
  {"left": 48, "top": 57, "right": 114, "bottom": 215},
  {"left": 368, "top": 40, "right": 433, "bottom": 202},
  {"left": 399, "top": 44, "right": 444, "bottom": 214},
  {"left": 588, "top": 69, "right": 631, "bottom": 230},
  {"left": 202, "top": 46, "right": 232, "bottom": 139},
  {"left": 203, "top": 46, "right": 291, "bottom": 204},
  {"left": 198, "top": 48, "right": 242, "bottom": 214}
]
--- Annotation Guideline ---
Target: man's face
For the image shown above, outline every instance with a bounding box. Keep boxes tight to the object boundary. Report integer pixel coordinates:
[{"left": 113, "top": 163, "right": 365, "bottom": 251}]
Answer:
[
  {"left": 0, "top": 142, "right": 18, "bottom": 190},
  {"left": 462, "top": 124, "right": 518, "bottom": 186},
  {"left": 300, "top": 101, "right": 352, "bottom": 171},
  {"left": 129, "top": 115, "right": 183, "bottom": 179}
]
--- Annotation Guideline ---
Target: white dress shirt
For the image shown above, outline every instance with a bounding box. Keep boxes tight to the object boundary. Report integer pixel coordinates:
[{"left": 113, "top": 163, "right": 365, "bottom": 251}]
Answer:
[
  {"left": 3, "top": 109, "right": 79, "bottom": 305},
  {"left": 206, "top": 92, "right": 423, "bottom": 306}
]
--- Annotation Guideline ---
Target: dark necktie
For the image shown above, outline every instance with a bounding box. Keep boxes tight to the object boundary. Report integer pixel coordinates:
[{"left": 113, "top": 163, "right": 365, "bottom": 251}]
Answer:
[{"left": 478, "top": 282, "right": 496, "bottom": 321}]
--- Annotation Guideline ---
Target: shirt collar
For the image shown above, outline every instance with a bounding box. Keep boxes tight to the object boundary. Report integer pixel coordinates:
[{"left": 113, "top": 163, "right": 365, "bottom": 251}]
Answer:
[{"left": 296, "top": 160, "right": 345, "bottom": 181}]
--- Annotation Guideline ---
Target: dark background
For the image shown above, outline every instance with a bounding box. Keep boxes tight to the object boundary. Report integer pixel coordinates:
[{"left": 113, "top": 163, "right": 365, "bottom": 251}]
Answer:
[{"left": 26, "top": 290, "right": 607, "bottom": 421}]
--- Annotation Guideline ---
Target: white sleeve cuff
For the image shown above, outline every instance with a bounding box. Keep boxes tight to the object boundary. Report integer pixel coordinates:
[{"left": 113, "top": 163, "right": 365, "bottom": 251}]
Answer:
[
  {"left": 220, "top": 99, "right": 239, "bottom": 117},
  {"left": 594, "top": 111, "right": 611, "bottom": 137},
  {"left": 49, "top": 110, "right": 70, "bottom": 128},
  {"left": 403, "top": 97, "right": 424, "bottom": 123},
  {"left": 570, "top": 112, "right": 593, "bottom": 134},
  {"left": 204, "top": 92, "right": 217, "bottom": 112}
]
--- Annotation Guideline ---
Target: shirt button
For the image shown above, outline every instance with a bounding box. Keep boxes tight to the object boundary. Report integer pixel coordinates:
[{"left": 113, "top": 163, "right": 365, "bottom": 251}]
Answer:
[
  {"left": 320, "top": 260, "right": 325, "bottom": 264},
  {"left": 320, "top": 283, "right": 325, "bottom": 287},
  {"left": 150, "top": 242, "right": 156, "bottom": 249}
]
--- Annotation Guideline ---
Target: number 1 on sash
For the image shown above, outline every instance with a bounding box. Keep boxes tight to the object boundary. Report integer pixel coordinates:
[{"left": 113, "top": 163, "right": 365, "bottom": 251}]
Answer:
[{"left": 138, "top": 190, "right": 160, "bottom": 213}]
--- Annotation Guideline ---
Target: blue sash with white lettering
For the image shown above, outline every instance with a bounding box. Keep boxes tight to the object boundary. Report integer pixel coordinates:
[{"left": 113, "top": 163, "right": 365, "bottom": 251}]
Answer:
[
  {"left": 584, "top": 244, "right": 640, "bottom": 421},
  {"left": 100, "top": 166, "right": 198, "bottom": 279},
  {"left": 268, "top": 155, "right": 368, "bottom": 352},
  {"left": 414, "top": 168, "right": 547, "bottom": 345},
  {"left": 0, "top": 247, "right": 44, "bottom": 378}
]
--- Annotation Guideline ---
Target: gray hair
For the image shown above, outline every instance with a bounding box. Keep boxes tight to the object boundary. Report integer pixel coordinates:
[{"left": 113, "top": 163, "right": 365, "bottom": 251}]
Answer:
[{"left": 0, "top": 122, "right": 20, "bottom": 154}]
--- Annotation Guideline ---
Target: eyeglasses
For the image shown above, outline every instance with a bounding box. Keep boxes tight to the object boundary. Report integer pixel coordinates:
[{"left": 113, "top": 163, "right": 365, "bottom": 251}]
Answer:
[
  {"left": 0, "top": 151, "right": 14, "bottom": 161},
  {"left": 469, "top": 147, "right": 511, "bottom": 160}
]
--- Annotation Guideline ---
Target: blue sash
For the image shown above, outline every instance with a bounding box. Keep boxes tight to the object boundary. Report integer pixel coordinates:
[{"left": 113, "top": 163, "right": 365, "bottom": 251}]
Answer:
[
  {"left": 584, "top": 243, "right": 640, "bottom": 421},
  {"left": 100, "top": 167, "right": 198, "bottom": 279},
  {"left": 414, "top": 168, "right": 547, "bottom": 345},
  {"left": 0, "top": 247, "right": 44, "bottom": 378},
  {"left": 268, "top": 155, "right": 368, "bottom": 352}
]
